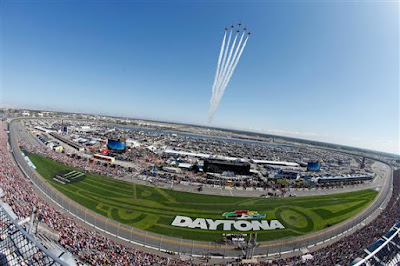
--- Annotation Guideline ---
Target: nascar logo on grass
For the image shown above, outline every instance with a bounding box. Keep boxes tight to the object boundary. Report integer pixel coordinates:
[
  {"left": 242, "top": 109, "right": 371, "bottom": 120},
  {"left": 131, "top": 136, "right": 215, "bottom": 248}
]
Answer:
[
  {"left": 222, "top": 210, "right": 266, "bottom": 220},
  {"left": 171, "top": 210, "right": 284, "bottom": 231}
]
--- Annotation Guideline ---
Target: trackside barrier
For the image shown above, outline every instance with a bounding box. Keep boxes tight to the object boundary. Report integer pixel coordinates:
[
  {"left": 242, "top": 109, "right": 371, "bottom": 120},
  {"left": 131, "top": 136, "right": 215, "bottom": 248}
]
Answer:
[{"left": 8, "top": 119, "right": 394, "bottom": 259}]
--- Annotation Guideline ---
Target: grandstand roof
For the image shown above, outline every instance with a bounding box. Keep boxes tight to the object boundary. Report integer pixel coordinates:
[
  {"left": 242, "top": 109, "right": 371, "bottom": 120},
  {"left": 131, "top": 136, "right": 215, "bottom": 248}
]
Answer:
[
  {"left": 250, "top": 159, "right": 299, "bottom": 167},
  {"left": 164, "top": 149, "right": 301, "bottom": 166}
]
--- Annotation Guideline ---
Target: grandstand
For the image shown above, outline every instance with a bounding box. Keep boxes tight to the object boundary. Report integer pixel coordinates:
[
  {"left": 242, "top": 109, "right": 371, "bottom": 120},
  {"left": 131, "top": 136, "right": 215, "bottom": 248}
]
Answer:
[
  {"left": 49, "top": 132, "right": 84, "bottom": 151},
  {"left": 316, "top": 173, "right": 375, "bottom": 184},
  {"left": 352, "top": 221, "right": 400, "bottom": 265},
  {"left": 0, "top": 201, "right": 74, "bottom": 266}
]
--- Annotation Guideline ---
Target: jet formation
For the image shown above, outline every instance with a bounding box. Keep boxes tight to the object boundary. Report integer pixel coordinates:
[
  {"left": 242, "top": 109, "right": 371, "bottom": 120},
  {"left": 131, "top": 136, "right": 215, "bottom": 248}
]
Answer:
[{"left": 224, "top": 22, "right": 251, "bottom": 35}]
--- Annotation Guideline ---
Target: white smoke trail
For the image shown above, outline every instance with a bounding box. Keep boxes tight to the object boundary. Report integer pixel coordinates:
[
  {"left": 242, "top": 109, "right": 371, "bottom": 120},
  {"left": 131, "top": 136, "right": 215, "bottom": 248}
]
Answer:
[
  {"left": 209, "top": 35, "right": 249, "bottom": 121},
  {"left": 217, "top": 36, "right": 249, "bottom": 102},
  {"left": 209, "top": 25, "right": 250, "bottom": 122},
  {"left": 212, "top": 31, "right": 238, "bottom": 115},
  {"left": 210, "top": 32, "right": 226, "bottom": 104},
  {"left": 215, "top": 32, "right": 245, "bottom": 103},
  {"left": 212, "top": 30, "right": 232, "bottom": 106},
  {"left": 218, "top": 30, "right": 232, "bottom": 88},
  {"left": 215, "top": 32, "right": 238, "bottom": 95}
]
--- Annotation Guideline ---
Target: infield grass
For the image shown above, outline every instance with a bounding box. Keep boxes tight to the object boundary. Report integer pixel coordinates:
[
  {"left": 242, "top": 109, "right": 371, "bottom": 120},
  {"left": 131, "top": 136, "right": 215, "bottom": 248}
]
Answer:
[{"left": 28, "top": 153, "right": 377, "bottom": 242}]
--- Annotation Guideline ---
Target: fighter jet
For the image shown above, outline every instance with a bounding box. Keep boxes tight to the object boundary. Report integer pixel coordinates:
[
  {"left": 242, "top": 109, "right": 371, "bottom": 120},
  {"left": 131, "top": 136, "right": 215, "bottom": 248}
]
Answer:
[
  {"left": 243, "top": 26, "right": 247, "bottom": 31},
  {"left": 225, "top": 26, "right": 228, "bottom": 31},
  {"left": 236, "top": 29, "right": 240, "bottom": 33},
  {"left": 231, "top": 24, "right": 234, "bottom": 29},
  {"left": 247, "top": 31, "right": 251, "bottom": 35},
  {"left": 238, "top": 21, "right": 242, "bottom": 27}
]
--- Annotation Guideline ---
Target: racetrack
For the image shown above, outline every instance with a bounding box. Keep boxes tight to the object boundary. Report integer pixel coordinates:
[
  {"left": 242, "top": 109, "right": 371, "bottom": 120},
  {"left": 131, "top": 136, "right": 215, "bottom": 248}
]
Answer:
[{"left": 28, "top": 153, "right": 377, "bottom": 242}]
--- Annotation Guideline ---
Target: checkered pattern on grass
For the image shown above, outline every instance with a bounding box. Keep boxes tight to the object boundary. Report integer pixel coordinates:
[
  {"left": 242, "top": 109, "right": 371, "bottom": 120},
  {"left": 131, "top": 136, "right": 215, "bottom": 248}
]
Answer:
[{"left": 54, "top": 170, "right": 85, "bottom": 184}]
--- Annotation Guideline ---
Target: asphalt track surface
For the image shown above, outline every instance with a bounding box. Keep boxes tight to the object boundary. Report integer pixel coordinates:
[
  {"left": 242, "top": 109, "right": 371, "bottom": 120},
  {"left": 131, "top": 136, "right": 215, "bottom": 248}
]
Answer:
[{"left": 8, "top": 119, "right": 394, "bottom": 260}]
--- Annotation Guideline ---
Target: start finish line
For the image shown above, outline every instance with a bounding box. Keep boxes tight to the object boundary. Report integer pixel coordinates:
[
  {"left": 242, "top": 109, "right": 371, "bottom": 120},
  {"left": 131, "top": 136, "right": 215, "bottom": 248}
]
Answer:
[{"left": 171, "top": 215, "right": 285, "bottom": 231}]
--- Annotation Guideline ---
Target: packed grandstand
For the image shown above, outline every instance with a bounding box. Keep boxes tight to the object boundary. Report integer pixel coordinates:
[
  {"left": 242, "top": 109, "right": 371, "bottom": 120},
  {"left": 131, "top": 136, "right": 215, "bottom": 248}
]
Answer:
[{"left": 0, "top": 119, "right": 399, "bottom": 265}]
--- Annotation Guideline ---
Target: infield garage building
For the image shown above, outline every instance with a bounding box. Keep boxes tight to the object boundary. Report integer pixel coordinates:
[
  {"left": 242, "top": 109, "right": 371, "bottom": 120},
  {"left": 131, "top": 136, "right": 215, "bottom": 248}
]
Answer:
[{"left": 203, "top": 159, "right": 251, "bottom": 175}]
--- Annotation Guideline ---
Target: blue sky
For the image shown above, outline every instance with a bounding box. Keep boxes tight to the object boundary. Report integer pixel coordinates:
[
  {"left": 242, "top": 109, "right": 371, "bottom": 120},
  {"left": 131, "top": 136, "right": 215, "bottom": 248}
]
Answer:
[{"left": 1, "top": 1, "right": 399, "bottom": 154}]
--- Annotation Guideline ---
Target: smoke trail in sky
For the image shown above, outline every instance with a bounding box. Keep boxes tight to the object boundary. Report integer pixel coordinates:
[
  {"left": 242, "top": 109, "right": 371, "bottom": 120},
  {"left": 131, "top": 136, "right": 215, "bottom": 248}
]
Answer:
[
  {"left": 216, "top": 32, "right": 245, "bottom": 103},
  {"left": 218, "top": 35, "right": 249, "bottom": 101},
  {"left": 211, "top": 32, "right": 226, "bottom": 101},
  {"left": 211, "top": 29, "right": 232, "bottom": 107},
  {"left": 216, "top": 32, "right": 238, "bottom": 94},
  {"left": 209, "top": 24, "right": 250, "bottom": 123}
]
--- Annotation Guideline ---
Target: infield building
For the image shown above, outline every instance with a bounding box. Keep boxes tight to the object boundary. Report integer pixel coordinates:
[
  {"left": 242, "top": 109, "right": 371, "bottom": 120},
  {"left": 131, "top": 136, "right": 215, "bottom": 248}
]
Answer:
[{"left": 203, "top": 159, "right": 251, "bottom": 175}]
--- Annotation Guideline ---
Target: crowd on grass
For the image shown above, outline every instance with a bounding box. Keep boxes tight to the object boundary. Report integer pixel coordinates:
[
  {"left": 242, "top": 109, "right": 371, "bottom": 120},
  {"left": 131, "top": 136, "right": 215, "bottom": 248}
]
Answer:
[{"left": 1, "top": 121, "right": 399, "bottom": 265}]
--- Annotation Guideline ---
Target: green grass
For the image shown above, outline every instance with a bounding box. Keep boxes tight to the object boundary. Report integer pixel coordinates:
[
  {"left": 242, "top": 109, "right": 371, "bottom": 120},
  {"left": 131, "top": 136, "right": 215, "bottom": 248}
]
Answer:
[{"left": 28, "top": 153, "right": 377, "bottom": 242}]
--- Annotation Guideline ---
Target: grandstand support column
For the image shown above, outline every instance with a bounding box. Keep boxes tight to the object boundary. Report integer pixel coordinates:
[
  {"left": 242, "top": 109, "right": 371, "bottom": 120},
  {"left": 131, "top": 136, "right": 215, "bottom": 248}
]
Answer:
[
  {"left": 144, "top": 231, "right": 148, "bottom": 246},
  {"left": 117, "top": 223, "right": 120, "bottom": 238},
  {"left": 179, "top": 239, "right": 182, "bottom": 254},
  {"left": 84, "top": 209, "right": 87, "bottom": 223},
  {"left": 105, "top": 218, "right": 108, "bottom": 232},
  {"left": 28, "top": 206, "right": 36, "bottom": 234},
  {"left": 191, "top": 240, "right": 195, "bottom": 256}
]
